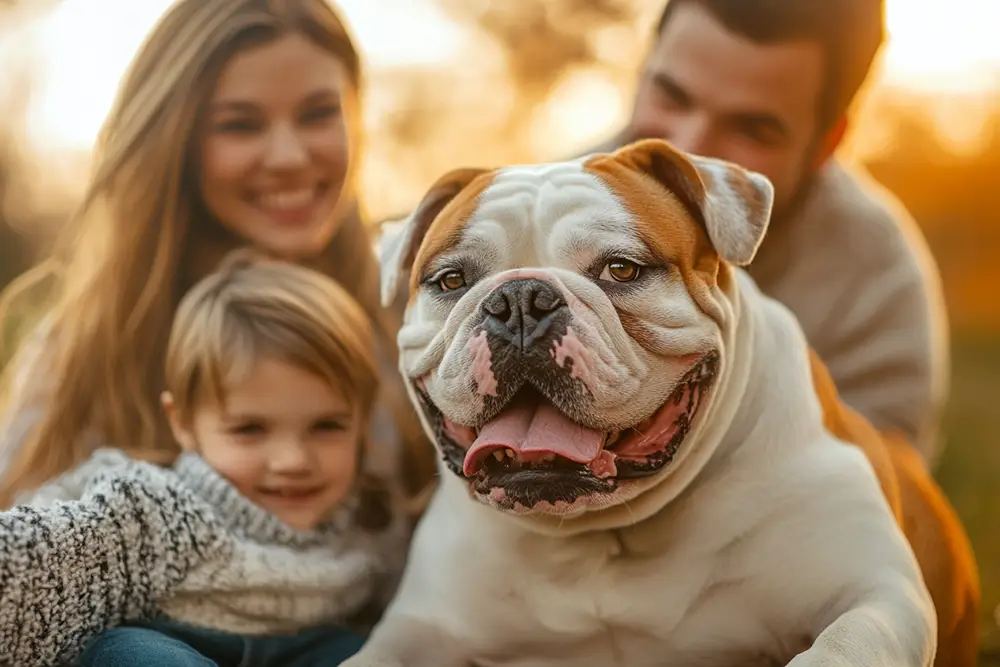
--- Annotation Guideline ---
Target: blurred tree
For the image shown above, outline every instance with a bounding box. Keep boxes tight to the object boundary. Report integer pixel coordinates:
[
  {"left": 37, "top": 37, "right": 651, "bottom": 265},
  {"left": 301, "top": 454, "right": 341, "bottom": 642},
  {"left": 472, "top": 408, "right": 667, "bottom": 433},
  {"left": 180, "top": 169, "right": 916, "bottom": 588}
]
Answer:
[
  {"left": 0, "top": 56, "right": 37, "bottom": 293},
  {"left": 436, "top": 0, "right": 636, "bottom": 100},
  {"left": 0, "top": 0, "right": 67, "bottom": 292},
  {"left": 432, "top": 0, "right": 658, "bottom": 142},
  {"left": 362, "top": 0, "right": 661, "bottom": 218}
]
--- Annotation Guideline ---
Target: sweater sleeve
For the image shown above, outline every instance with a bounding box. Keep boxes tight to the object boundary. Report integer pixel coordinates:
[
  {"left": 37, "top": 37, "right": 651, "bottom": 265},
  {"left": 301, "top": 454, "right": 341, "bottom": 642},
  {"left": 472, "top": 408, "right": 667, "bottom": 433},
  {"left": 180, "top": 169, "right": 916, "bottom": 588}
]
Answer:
[{"left": 0, "top": 451, "right": 233, "bottom": 667}]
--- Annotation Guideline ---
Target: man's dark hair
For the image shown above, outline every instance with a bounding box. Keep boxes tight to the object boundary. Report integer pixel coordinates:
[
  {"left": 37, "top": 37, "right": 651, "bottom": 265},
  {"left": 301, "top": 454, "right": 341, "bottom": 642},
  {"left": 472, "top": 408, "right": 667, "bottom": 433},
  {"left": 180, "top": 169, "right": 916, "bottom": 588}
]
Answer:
[{"left": 655, "top": 0, "right": 885, "bottom": 129}]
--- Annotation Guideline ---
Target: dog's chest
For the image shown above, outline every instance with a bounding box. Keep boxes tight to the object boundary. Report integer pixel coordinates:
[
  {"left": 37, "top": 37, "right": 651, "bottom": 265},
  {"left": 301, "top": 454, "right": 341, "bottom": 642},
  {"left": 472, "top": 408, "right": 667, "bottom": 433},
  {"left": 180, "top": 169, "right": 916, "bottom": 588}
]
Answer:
[{"left": 443, "top": 531, "right": 791, "bottom": 667}]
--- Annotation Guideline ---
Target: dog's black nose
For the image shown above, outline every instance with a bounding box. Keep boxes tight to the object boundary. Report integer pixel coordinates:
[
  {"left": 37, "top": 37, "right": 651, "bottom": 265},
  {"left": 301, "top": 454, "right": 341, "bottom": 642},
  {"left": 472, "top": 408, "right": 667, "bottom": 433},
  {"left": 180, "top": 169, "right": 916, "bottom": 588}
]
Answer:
[{"left": 481, "top": 278, "right": 566, "bottom": 349}]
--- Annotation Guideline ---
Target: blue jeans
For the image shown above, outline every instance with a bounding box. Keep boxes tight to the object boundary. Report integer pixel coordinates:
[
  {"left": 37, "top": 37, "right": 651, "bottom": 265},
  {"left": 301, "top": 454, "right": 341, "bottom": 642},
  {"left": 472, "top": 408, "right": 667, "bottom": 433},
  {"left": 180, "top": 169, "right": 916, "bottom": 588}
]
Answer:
[{"left": 74, "top": 619, "right": 365, "bottom": 667}]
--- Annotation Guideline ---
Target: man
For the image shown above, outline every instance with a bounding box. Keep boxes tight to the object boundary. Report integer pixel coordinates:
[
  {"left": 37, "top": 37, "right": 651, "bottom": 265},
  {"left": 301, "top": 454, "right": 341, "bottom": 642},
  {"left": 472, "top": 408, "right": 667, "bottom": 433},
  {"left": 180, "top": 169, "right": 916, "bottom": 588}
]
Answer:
[{"left": 587, "top": 0, "right": 949, "bottom": 462}]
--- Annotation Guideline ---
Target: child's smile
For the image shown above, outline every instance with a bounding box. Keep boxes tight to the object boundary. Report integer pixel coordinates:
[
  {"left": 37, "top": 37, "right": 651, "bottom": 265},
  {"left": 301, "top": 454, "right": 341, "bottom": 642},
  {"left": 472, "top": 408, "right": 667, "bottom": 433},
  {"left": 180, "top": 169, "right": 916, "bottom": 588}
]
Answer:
[{"left": 168, "top": 356, "right": 361, "bottom": 531}]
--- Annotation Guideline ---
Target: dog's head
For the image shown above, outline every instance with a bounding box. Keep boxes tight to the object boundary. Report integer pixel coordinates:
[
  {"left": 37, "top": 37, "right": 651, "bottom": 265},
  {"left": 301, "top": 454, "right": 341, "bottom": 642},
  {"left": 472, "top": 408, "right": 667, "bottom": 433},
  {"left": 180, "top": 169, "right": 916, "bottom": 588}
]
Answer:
[{"left": 382, "top": 139, "right": 773, "bottom": 519}]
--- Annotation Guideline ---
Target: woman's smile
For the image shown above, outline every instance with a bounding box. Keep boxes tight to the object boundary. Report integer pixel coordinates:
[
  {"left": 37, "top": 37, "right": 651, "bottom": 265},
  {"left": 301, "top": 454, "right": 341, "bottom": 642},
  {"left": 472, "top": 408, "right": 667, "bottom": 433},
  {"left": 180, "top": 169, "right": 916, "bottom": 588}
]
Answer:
[{"left": 250, "top": 182, "right": 333, "bottom": 228}]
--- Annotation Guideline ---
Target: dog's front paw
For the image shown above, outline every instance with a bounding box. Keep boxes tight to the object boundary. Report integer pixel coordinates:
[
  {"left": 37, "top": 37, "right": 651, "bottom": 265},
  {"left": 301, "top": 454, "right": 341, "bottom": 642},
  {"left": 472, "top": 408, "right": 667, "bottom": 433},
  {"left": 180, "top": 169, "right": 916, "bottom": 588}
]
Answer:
[{"left": 343, "top": 616, "right": 472, "bottom": 667}]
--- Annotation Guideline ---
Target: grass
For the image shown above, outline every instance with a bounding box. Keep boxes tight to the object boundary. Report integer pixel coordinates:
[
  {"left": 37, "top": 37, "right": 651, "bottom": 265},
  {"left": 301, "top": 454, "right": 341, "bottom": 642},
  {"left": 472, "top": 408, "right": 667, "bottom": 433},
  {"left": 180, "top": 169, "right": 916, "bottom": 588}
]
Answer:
[{"left": 933, "top": 334, "right": 1000, "bottom": 665}]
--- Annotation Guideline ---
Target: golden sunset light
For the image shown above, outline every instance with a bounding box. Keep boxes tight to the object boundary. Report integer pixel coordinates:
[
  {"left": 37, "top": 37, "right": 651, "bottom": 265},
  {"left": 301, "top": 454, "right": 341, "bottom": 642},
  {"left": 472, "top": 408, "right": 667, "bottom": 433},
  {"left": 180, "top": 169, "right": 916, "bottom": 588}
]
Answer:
[
  {"left": 26, "top": 0, "right": 469, "bottom": 152},
  {"left": 882, "top": 0, "right": 1000, "bottom": 93},
  {"left": 1, "top": 0, "right": 1000, "bottom": 659},
  {"left": 22, "top": 0, "right": 1000, "bottom": 156}
]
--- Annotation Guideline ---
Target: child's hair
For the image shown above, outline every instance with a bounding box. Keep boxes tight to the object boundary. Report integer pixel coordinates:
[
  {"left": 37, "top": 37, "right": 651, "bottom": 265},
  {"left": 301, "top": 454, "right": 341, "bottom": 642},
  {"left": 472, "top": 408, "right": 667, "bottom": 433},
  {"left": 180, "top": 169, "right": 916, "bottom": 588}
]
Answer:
[{"left": 165, "top": 249, "right": 392, "bottom": 530}]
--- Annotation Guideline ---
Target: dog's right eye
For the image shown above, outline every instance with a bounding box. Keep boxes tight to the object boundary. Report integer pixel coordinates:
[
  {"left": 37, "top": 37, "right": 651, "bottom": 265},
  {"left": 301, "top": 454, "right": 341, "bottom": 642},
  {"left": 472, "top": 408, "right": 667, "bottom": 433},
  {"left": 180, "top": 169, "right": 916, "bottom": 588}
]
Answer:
[
  {"left": 437, "top": 270, "right": 466, "bottom": 292},
  {"left": 600, "top": 259, "right": 642, "bottom": 283}
]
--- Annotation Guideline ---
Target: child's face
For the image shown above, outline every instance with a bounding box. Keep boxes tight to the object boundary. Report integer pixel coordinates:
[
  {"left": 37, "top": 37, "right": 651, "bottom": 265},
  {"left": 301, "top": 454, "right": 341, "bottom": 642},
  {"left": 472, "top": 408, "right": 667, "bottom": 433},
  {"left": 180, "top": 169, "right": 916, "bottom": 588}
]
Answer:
[{"left": 166, "top": 356, "right": 361, "bottom": 531}]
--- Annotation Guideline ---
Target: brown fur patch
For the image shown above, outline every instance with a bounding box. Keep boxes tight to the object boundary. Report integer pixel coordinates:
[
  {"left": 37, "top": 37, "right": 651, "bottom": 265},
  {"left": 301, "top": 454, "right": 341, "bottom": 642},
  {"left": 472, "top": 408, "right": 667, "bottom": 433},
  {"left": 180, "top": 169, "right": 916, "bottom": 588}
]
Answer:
[
  {"left": 584, "top": 147, "right": 722, "bottom": 324},
  {"left": 715, "top": 260, "right": 735, "bottom": 297},
  {"left": 809, "top": 349, "right": 981, "bottom": 667},
  {"left": 405, "top": 169, "right": 496, "bottom": 301}
]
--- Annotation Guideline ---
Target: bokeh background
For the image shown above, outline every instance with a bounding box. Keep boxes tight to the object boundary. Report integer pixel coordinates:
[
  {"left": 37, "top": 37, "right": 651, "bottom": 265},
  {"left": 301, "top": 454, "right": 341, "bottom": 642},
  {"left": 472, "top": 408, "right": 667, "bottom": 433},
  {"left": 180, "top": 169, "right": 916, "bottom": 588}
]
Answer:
[{"left": 0, "top": 0, "right": 998, "bottom": 660}]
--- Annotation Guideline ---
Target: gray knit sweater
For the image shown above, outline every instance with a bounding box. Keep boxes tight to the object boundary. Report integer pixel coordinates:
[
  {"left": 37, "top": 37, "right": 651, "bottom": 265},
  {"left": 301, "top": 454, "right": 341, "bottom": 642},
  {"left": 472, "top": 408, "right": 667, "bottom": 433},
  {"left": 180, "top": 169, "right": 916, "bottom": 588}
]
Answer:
[{"left": 0, "top": 449, "right": 404, "bottom": 667}]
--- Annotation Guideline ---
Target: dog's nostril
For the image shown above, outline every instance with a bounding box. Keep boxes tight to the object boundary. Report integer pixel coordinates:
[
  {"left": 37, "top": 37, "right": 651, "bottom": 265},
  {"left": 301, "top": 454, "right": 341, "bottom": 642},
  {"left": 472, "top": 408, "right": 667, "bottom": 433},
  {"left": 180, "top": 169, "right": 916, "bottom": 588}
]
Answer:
[
  {"left": 484, "top": 291, "right": 512, "bottom": 318},
  {"left": 529, "top": 289, "right": 562, "bottom": 318}
]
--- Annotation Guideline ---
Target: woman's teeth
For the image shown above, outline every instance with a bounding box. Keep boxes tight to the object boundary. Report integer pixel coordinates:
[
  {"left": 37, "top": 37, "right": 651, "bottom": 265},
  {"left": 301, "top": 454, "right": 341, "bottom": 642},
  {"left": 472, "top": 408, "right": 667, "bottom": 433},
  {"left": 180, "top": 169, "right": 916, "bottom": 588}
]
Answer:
[{"left": 260, "top": 188, "right": 315, "bottom": 210}]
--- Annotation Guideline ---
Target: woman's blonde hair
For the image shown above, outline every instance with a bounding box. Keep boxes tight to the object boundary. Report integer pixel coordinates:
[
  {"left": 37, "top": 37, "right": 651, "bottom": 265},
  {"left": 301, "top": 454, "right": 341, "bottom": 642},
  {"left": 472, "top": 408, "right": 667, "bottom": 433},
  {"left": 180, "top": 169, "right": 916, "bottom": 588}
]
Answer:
[
  {"left": 167, "top": 251, "right": 391, "bottom": 529},
  {"left": 0, "top": 0, "right": 434, "bottom": 507}
]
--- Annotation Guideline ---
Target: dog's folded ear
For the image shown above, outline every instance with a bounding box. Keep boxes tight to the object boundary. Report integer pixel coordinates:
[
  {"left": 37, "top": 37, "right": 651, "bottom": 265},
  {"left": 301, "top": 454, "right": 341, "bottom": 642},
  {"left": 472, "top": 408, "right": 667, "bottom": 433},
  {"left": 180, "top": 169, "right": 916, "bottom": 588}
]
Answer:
[
  {"left": 379, "top": 167, "right": 490, "bottom": 308},
  {"left": 611, "top": 139, "right": 775, "bottom": 266}
]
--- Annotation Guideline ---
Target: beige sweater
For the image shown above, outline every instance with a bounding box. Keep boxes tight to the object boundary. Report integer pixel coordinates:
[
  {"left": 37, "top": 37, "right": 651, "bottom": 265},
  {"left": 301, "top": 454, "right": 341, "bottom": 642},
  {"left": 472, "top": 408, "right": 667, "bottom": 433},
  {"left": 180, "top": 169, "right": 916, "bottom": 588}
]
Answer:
[{"left": 746, "top": 161, "right": 949, "bottom": 461}]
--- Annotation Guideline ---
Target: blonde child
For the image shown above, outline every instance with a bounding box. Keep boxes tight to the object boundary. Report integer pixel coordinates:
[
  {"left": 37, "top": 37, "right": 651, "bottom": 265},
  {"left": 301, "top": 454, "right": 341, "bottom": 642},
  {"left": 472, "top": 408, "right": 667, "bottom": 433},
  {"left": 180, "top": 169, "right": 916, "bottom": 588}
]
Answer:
[{"left": 0, "top": 253, "right": 405, "bottom": 667}]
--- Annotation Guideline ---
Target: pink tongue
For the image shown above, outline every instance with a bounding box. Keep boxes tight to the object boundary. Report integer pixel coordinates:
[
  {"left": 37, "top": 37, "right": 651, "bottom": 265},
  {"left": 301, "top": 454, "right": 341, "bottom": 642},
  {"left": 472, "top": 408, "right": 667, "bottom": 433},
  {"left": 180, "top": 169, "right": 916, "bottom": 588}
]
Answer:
[{"left": 463, "top": 397, "right": 605, "bottom": 476}]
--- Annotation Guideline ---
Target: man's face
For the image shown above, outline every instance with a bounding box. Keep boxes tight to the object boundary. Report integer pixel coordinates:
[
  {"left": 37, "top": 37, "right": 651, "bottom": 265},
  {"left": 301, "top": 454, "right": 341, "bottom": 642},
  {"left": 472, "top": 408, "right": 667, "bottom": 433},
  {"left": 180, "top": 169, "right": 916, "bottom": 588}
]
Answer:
[{"left": 628, "top": 3, "right": 825, "bottom": 219}]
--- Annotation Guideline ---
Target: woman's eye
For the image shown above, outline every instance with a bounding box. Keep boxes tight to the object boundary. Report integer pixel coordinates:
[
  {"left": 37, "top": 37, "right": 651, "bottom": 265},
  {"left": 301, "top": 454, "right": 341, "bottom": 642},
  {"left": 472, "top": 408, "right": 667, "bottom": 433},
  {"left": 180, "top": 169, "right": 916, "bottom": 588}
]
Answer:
[
  {"left": 215, "top": 119, "right": 261, "bottom": 134},
  {"left": 600, "top": 259, "right": 642, "bottom": 283},
  {"left": 438, "top": 270, "right": 466, "bottom": 292},
  {"left": 302, "top": 105, "right": 341, "bottom": 124}
]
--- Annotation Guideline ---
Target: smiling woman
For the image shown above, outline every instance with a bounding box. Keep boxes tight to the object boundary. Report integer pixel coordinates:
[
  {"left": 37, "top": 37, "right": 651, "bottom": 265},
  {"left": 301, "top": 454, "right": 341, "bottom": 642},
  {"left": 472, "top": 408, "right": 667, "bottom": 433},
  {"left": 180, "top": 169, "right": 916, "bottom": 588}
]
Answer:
[
  {"left": 0, "top": 0, "right": 434, "bottom": 516},
  {"left": 199, "top": 32, "right": 354, "bottom": 258}
]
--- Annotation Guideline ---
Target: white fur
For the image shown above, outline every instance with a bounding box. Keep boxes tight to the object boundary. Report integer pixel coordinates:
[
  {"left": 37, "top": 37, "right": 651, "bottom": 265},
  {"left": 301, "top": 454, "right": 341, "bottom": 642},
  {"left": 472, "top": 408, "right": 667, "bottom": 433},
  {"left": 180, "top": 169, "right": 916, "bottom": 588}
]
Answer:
[{"left": 350, "top": 158, "right": 936, "bottom": 667}]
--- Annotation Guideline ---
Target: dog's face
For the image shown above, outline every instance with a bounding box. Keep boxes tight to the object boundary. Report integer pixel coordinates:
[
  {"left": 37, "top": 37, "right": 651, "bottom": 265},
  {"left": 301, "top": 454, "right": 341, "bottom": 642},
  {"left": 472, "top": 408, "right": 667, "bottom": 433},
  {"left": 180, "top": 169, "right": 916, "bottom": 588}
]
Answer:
[{"left": 382, "top": 139, "right": 773, "bottom": 518}]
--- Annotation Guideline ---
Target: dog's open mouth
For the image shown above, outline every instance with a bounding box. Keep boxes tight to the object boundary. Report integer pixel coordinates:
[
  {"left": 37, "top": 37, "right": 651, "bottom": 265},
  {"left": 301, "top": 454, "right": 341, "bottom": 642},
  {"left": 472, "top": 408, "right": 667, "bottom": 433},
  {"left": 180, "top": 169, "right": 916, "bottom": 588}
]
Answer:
[{"left": 414, "top": 351, "right": 719, "bottom": 509}]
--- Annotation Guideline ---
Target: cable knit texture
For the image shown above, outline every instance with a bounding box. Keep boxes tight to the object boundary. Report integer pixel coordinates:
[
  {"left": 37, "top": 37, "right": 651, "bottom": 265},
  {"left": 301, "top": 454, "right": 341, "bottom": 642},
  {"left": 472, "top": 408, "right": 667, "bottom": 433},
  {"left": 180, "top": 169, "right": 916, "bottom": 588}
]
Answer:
[{"left": 0, "top": 449, "right": 400, "bottom": 667}]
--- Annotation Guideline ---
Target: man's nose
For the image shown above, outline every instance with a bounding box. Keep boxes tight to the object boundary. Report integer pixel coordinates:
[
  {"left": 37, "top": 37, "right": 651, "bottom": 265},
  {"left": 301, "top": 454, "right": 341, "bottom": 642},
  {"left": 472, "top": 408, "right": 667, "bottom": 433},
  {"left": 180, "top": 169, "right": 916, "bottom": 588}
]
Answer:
[
  {"left": 264, "top": 123, "right": 309, "bottom": 170},
  {"left": 481, "top": 278, "right": 566, "bottom": 350},
  {"left": 631, "top": 114, "right": 715, "bottom": 158},
  {"left": 662, "top": 117, "right": 715, "bottom": 157}
]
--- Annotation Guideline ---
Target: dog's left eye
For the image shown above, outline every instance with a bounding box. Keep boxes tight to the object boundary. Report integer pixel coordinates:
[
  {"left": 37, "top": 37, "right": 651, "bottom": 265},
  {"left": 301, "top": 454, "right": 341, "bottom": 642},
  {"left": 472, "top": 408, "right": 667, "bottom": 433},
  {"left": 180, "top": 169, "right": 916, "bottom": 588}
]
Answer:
[
  {"left": 437, "top": 270, "right": 467, "bottom": 292},
  {"left": 600, "top": 259, "right": 642, "bottom": 283}
]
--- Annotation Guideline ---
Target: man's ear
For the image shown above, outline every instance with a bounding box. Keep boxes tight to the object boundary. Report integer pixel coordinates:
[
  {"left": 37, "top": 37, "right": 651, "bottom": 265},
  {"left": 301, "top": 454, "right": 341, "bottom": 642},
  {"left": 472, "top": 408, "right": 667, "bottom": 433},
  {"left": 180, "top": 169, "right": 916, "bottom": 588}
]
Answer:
[
  {"left": 609, "top": 138, "right": 775, "bottom": 266},
  {"left": 379, "top": 167, "right": 490, "bottom": 308},
  {"left": 161, "top": 391, "right": 197, "bottom": 452}
]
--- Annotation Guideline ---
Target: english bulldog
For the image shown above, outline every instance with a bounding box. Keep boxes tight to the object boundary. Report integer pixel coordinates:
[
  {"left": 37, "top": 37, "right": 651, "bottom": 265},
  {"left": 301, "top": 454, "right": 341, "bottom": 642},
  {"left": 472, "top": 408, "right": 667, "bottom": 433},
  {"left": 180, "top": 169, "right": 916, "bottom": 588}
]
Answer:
[{"left": 348, "top": 140, "right": 954, "bottom": 667}]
